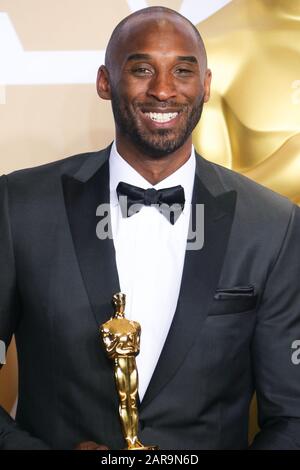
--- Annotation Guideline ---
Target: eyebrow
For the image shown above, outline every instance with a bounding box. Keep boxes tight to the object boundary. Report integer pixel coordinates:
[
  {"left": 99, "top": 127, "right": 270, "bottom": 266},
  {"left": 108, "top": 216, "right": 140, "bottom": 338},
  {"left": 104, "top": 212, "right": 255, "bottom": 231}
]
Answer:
[
  {"left": 126, "top": 53, "right": 198, "bottom": 64},
  {"left": 176, "top": 55, "right": 198, "bottom": 64},
  {"left": 127, "top": 53, "right": 152, "bottom": 62}
]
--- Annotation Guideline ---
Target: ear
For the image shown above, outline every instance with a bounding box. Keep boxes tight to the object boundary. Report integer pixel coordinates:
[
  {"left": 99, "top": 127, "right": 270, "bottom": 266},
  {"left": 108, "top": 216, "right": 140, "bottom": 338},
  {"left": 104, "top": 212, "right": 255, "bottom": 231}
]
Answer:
[
  {"left": 96, "top": 65, "right": 112, "bottom": 100},
  {"left": 203, "top": 69, "right": 212, "bottom": 103}
]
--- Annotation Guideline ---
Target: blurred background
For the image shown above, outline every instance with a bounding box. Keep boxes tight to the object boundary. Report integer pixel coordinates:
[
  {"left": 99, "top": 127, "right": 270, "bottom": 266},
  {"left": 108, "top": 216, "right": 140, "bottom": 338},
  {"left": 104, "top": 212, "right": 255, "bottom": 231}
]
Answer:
[{"left": 1, "top": 0, "right": 299, "bottom": 445}]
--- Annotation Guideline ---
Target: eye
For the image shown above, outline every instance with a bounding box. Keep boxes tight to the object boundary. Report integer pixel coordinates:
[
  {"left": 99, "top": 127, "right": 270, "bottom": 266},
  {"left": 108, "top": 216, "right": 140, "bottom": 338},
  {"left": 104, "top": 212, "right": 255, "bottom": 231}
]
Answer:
[
  {"left": 132, "top": 67, "right": 153, "bottom": 76},
  {"left": 175, "top": 68, "right": 193, "bottom": 76}
]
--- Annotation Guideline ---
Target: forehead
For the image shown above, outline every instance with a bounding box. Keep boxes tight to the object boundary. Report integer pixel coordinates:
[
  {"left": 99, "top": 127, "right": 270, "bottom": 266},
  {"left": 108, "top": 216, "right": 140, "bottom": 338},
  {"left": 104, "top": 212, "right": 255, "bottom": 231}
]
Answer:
[{"left": 115, "top": 15, "right": 201, "bottom": 63}]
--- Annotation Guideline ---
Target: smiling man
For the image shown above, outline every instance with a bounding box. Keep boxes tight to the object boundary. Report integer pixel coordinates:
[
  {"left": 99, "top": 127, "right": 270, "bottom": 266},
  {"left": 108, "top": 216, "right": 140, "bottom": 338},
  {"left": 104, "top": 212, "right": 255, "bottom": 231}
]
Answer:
[
  {"left": 97, "top": 8, "right": 210, "bottom": 182},
  {"left": 0, "top": 7, "right": 300, "bottom": 450}
]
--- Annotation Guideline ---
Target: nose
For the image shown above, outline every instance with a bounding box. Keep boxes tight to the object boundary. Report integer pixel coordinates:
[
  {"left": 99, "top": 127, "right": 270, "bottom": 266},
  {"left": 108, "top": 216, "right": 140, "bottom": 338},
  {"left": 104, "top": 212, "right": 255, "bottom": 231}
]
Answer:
[{"left": 147, "top": 71, "right": 177, "bottom": 102}]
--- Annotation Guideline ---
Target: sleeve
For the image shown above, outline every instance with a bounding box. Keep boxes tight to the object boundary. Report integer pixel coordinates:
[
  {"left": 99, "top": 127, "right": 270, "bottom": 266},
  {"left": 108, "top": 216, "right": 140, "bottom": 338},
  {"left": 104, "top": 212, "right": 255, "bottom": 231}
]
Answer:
[
  {"left": 249, "top": 204, "right": 300, "bottom": 449},
  {"left": 0, "top": 175, "right": 50, "bottom": 449}
]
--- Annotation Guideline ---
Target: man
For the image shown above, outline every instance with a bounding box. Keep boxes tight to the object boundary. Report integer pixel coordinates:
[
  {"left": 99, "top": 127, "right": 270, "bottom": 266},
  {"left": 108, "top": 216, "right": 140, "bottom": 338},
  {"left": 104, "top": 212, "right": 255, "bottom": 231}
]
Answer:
[{"left": 0, "top": 6, "right": 300, "bottom": 450}]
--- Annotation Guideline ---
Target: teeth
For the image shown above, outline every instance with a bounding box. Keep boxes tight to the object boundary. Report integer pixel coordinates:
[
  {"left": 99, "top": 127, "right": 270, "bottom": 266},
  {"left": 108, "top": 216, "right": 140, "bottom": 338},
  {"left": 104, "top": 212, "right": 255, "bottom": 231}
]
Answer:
[{"left": 145, "top": 112, "right": 178, "bottom": 123}]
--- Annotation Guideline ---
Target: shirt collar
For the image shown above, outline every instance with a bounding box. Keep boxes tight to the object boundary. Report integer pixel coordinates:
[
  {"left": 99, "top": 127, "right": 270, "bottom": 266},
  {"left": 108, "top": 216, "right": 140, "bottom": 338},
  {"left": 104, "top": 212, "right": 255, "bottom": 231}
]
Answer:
[{"left": 109, "top": 140, "right": 196, "bottom": 208}]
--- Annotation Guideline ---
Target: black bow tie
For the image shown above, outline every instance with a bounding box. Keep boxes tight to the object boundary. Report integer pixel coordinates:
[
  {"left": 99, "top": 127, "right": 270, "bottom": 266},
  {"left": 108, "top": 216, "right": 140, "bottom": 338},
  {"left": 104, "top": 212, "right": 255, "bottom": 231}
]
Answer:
[{"left": 116, "top": 181, "right": 185, "bottom": 225}]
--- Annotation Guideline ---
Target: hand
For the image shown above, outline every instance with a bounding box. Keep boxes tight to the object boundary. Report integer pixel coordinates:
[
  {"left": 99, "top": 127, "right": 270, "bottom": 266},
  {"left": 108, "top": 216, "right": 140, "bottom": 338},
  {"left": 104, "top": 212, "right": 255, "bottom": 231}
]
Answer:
[{"left": 75, "top": 441, "right": 109, "bottom": 450}]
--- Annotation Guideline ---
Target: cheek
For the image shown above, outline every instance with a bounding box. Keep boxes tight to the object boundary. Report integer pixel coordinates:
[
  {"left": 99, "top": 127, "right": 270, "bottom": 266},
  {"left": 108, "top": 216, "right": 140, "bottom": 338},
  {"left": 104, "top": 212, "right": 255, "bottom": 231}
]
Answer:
[
  {"left": 120, "top": 79, "right": 149, "bottom": 101},
  {"left": 178, "top": 82, "right": 204, "bottom": 102}
]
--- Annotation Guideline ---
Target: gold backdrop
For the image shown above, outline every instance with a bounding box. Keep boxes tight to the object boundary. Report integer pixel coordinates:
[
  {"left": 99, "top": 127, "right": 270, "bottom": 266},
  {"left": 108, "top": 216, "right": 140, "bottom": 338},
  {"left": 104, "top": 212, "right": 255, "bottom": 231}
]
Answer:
[
  {"left": 2, "top": 0, "right": 299, "bottom": 446},
  {"left": 194, "top": 0, "right": 300, "bottom": 204}
]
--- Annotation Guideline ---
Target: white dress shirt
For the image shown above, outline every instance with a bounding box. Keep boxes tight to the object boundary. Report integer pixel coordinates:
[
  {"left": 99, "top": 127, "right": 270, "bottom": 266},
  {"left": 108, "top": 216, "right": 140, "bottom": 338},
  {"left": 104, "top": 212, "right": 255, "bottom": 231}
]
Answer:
[{"left": 109, "top": 141, "right": 196, "bottom": 400}]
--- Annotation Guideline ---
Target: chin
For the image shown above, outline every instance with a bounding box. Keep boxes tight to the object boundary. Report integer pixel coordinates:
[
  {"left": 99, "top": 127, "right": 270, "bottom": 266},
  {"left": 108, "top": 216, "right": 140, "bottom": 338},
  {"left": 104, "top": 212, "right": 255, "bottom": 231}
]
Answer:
[
  {"left": 142, "top": 142, "right": 185, "bottom": 158},
  {"left": 134, "top": 136, "right": 183, "bottom": 158}
]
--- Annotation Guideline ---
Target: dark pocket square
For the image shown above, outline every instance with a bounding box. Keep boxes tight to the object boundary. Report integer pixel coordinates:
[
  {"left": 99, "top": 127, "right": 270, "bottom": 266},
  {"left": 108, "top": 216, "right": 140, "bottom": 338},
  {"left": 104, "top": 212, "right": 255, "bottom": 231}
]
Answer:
[
  {"left": 214, "top": 285, "right": 256, "bottom": 300},
  {"left": 210, "top": 285, "right": 258, "bottom": 315}
]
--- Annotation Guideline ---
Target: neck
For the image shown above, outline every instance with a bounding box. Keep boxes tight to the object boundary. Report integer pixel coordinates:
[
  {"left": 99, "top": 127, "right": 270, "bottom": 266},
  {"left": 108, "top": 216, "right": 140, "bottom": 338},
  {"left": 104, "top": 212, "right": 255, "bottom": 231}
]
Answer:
[{"left": 115, "top": 135, "right": 193, "bottom": 185}]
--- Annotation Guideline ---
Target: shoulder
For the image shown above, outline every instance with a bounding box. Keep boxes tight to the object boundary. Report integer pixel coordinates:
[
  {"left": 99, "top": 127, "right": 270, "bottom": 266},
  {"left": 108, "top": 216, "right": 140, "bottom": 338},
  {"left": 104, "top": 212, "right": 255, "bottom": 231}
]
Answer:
[
  {"left": 196, "top": 155, "right": 298, "bottom": 254},
  {"left": 5, "top": 149, "right": 102, "bottom": 183},
  {"left": 2, "top": 147, "right": 110, "bottom": 202},
  {"left": 199, "top": 156, "right": 294, "bottom": 220}
]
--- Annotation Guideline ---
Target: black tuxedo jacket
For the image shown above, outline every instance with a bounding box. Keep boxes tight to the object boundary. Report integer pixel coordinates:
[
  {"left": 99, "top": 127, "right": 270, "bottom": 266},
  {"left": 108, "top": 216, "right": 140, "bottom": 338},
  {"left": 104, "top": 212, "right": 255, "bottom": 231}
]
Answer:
[{"left": 1, "top": 145, "right": 300, "bottom": 449}]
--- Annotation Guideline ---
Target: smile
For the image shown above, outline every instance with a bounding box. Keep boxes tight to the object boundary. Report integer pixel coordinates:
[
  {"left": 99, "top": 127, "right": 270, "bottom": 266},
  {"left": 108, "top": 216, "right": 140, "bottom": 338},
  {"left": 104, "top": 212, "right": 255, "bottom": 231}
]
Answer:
[{"left": 144, "top": 112, "right": 179, "bottom": 123}]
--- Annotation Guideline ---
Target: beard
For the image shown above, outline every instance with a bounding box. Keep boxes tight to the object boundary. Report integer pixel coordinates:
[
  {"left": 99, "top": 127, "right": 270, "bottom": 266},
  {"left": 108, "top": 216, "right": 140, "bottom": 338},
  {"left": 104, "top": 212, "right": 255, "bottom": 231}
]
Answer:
[{"left": 110, "top": 90, "right": 204, "bottom": 158}]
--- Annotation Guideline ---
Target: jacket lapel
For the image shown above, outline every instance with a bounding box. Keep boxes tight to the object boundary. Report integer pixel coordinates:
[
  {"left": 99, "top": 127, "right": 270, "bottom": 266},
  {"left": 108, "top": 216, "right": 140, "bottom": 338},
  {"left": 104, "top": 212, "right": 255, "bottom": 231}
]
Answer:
[
  {"left": 62, "top": 145, "right": 237, "bottom": 411},
  {"left": 61, "top": 145, "right": 120, "bottom": 327},
  {"left": 140, "top": 154, "right": 237, "bottom": 410}
]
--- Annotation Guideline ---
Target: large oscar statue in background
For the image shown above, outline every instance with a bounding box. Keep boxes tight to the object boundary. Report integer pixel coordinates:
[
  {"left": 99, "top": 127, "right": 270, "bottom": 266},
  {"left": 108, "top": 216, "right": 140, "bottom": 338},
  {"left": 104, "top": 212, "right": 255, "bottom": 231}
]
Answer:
[{"left": 194, "top": 0, "right": 300, "bottom": 204}]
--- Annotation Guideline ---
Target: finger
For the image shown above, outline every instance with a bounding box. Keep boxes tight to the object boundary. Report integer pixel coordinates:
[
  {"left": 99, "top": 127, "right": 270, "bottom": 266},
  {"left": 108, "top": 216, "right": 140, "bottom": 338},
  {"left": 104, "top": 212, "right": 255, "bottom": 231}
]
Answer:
[{"left": 95, "top": 444, "right": 109, "bottom": 450}]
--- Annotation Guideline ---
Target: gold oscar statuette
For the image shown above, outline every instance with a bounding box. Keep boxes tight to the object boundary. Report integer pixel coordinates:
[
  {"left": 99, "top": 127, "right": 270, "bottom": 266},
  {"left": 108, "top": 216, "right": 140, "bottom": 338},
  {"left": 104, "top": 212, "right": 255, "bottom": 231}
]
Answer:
[{"left": 100, "top": 293, "right": 158, "bottom": 450}]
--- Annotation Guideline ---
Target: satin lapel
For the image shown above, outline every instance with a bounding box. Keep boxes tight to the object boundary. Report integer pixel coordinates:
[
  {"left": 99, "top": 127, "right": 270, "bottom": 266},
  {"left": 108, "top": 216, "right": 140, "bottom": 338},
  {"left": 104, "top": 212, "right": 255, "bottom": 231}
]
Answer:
[
  {"left": 140, "top": 160, "right": 237, "bottom": 410},
  {"left": 62, "top": 147, "right": 120, "bottom": 327}
]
